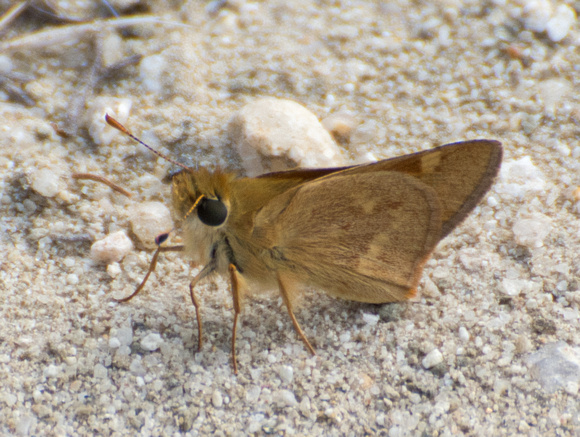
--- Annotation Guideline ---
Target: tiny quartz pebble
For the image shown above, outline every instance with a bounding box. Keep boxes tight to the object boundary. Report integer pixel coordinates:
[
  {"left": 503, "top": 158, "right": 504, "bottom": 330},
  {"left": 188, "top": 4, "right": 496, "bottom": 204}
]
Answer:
[
  {"left": 274, "top": 389, "right": 298, "bottom": 407},
  {"left": 90, "top": 231, "right": 133, "bottom": 264},
  {"left": 129, "top": 201, "right": 173, "bottom": 247},
  {"left": 422, "top": 349, "right": 443, "bottom": 369},
  {"left": 212, "top": 390, "right": 223, "bottom": 408},
  {"left": 546, "top": 4, "right": 576, "bottom": 42},
  {"left": 140, "top": 333, "right": 163, "bottom": 352},
  {"left": 30, "top": 168, "right": 60, "bottom": 198}
]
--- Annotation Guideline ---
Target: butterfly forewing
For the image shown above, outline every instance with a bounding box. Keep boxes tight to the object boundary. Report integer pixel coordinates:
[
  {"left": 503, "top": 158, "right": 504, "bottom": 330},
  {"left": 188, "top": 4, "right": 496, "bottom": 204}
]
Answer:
[{"left": 341, "top": 140, "right": 503, "bottom": 238}]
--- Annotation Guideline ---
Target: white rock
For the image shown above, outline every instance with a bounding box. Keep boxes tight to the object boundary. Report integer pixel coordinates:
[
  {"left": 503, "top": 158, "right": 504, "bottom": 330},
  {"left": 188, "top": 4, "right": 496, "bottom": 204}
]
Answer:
[
  {"left": 277, "top": 365, "right": 294, "bottom": 384},
  {"left": 497, "top": 157, "right": 546, "bottom": 198},
  {"left": 94, "top": 363, "right": 108, "bottom": 379},
  {"left": 500, "top": 278, "right": 538, "bottom": 296},
  {"left": 116, "top": 327, "right": 134, "bottom": 346},
  {"left": 512, "top": 213, "right": 552, "bottom": 248},
  {"left": 109, "top": 337, "right": 121, "bottom": 349},
  {"left": 43, "top": 364, "right": 59, "bottom": 378},
  {"left": 245, "top": 385, "right": 261, "bottom": 402},
  {"left": 422, "top": 349, "right": 443, "bottom": 369},
  {"left": 140, "top": 333, "right": 163, "bottom": 351},
  {"left": 422, "top": 277, "right": 441, "bottom": 298},
  {"left": 458, "top": 326, "right": 470, "bottom": 342},
  {"left": 212, "top": 390, "right": 223, "bottom": 408},
  {"left": 538, "top": 78, "right": 572, "bottom": 114},
  {"left": 376, "top": 412, "right": 386, "bottom": 427},
  {"left": 487, "top": 195, "right": 498, "bottom": 207},
  {"left": 227, "top": 97, "right": 345, "bottom": 176},
  {"left": 129, "top": 201, "right": 173, "bottom": 247},
  {"left": 528, "top": 342, "right": 580, "bottom": 393},
  {"left": 90, "top": 231, "right": 133, "bottom": 264},
  {"left": 274, "top": 389, "right": 298, "bottom": 407},
  {"left": 3, "top": 393, "right": 17, "bottom": 407},
  {"left": 66, "top": 274, "right": 79, "bottom": 285},
  {"left": 546, "top": 4, "right": 576, "bottom": 42},
  {"left": 30, "top": 168, "right": 60, "bottom": 198},
  {"left": 362, "top": 313, "right": 380, "bottom": 326},
  {"left": 106, "top": 262, "right": 122, "bottom": 278},
  {"left": 129, "top": 357, "right": 146, "bottom": 376},
  {"left": 522, "top": 0, "right": 553, "bottom": 32},
  {"left": 139, "top": 54, "right": 168, "bottom": 93}
]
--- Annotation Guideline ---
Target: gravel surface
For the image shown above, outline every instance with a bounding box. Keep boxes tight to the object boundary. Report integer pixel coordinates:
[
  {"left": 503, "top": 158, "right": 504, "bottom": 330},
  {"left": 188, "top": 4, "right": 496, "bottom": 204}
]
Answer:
[{"left": 0, "top": 1, "right": 579, "bottom": 435}]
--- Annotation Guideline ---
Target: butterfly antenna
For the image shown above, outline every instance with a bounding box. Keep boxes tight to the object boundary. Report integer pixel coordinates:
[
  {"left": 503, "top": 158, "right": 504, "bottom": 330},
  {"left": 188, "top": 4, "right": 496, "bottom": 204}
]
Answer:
[
  {"left": 105, "top": 114, "right": 191, "bottom": 172},
  {"left": 153, "top": 194, "right": 205, "bottom": 246}
]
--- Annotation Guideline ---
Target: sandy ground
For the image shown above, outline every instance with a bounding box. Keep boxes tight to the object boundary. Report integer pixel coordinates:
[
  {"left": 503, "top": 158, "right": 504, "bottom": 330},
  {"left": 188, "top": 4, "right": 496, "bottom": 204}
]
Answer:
[{"left": 1, "top": 0, "right": 579, "bottom": 435}]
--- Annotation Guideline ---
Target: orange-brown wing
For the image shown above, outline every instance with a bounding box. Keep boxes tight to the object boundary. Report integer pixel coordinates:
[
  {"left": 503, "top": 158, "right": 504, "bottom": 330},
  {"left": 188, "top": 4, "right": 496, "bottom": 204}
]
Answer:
[
  {"left": 322, "top": 140, "right": 502, "bottom": 238},
  {"left": 252, "top": 171, "right": 443, "bottom": 304},
  {"left": 255, "top": 140, "right": 502, "bottom": 239}
]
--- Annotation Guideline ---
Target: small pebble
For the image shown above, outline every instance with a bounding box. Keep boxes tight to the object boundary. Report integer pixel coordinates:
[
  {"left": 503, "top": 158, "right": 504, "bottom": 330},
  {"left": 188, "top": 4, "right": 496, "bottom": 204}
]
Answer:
[
  {"left": 522, "top": 0, "right": 553, "bottom": 32},
  {"left": 94, "top": 363, "right": 108, "bottom": 379},
  {"left": 422, "top": 277, "right": 441, "bottom": 298},
  {"left": 30, "top": 168, "right": 60, "bottom": 198},
  {"left": 538, "top": 78, "right": 571, "bottom": 114},
  {"left": 140, "top": 333, "right": 163, "bottom": 352},
  {"left": 458, "top": 326, "right": 470, "bottom": 342},
  {"left": 66, "top": 274, "right": 79, "bottom": 285},
  {"left": 212, "top": 390, "right": 223, "bottom": 408},
  {"left": 107, "top": 262, "right": 122, "bottom": 278},
  {"left": 376, "top": 412, "right": 386, "bottom": 427},
  {"left": 43, "top": 364, "right": 59, "bottom": 378},
  {"left": 274, "top": 389, "right": 298, "bottom": 407},
  {"left": 362, "top": 313, "right": 380, "bottom": 326},
  {"left": 246, "top": 385, "right": 261, "bottom": 402},
  {"left": 90, "top": 231, "right": 133, "bottom": 264},
  {"left": 497, "top": 156, "right": 545, "bottom": 198},
  {"left": 528, "top": 342, "right": 580, "bottom": 393},
  {"left": 512, "top": 214, "right": 552, "bottom": 248},
  {"left": 422, "top": 349, "right": 443, "bottom": 369},
  {"left": 277, "top": 365, "right": 294, "bottom": 384},
  {"left": 129, "top": 357, "right": 146, "bottom": 376},
  {"left": 139, "top": 54, "right": 168, "bottom": 93},
  {"left": 129, "top": 202, "right": 173, "bottom": 248},
  {"left": 4, "top": 393, "right": 17, "bottom": 407},
  {"left": 116, "top": 327, "right": 134, "bottom": 347},
  {"left": 546, "top": 4, "right": 576, "bottom": 42}
]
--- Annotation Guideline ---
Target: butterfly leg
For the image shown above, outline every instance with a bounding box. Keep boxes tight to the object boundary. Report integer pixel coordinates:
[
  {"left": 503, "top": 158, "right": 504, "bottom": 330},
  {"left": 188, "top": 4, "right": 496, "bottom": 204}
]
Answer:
[
  {"left": 228, "top": 264, "right": 243, "bottom": 374},
  {"left": 277, "top": 273, "right": 316, "bottom": 355},
  {"left": 189, "top": 264, "right": 214, "bottom": 352}
]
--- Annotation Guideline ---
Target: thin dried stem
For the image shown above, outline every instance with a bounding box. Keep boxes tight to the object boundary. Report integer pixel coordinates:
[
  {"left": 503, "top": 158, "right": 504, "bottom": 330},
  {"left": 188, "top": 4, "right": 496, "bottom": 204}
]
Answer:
[
  {"left": 0, "top": 16, "right": 188, "bottom": 53},
  {"left": 72, "top": 173, "right": 132, "bottom": 198}
]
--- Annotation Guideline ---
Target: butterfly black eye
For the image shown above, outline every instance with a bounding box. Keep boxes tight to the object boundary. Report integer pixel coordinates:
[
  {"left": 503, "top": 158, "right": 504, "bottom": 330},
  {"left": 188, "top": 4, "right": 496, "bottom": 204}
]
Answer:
[{"left": 197, "top": 198, "right": 228, "bottom": 226}]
